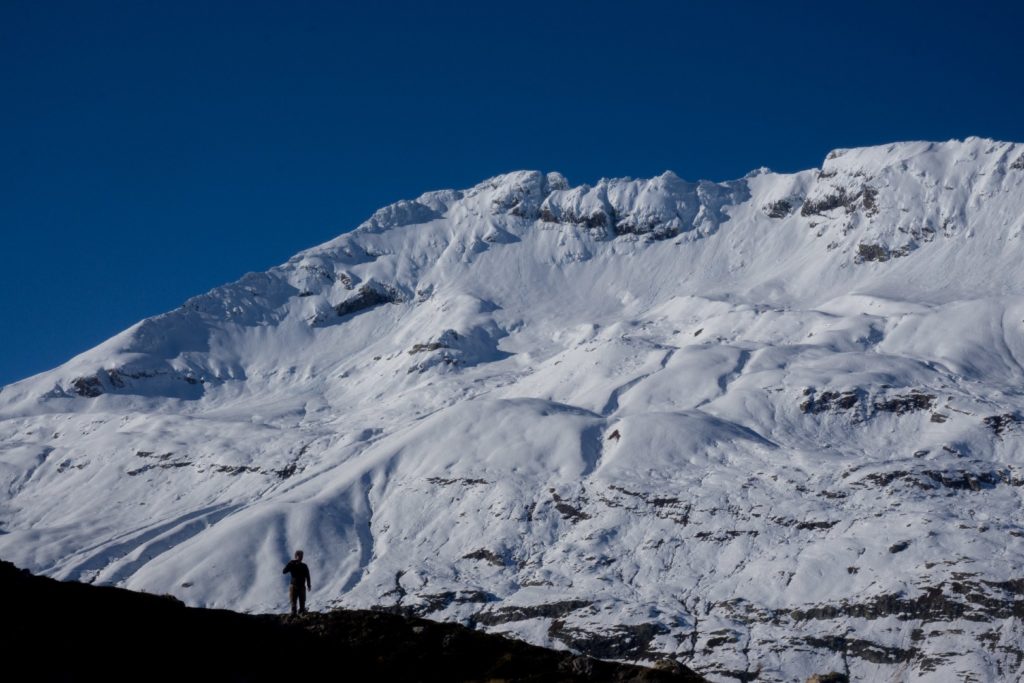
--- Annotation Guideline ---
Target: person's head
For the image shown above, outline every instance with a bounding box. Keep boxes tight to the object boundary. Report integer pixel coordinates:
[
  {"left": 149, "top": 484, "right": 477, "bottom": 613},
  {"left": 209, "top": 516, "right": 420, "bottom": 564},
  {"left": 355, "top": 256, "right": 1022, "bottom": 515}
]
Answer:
[{"left": 294, "top": 550, "right": 303, "bottom": 560}]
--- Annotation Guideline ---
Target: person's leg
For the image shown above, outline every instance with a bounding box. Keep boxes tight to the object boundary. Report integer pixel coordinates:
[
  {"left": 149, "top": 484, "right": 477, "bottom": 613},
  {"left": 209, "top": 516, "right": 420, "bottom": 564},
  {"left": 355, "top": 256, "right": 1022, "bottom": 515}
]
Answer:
[
  {"left": 289, "top": 585, "right": 298, "bottom": 615},
  {"left": 298, "top": 587, "right": 306, "bottom": 613}
]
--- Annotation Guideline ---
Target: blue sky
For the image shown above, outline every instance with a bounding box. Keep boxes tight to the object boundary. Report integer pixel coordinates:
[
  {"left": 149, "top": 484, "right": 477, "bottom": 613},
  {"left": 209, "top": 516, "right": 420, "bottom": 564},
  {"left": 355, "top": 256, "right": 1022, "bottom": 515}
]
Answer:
[{"left": 2, "top": 0, "right": 1023, "bottom": 387}]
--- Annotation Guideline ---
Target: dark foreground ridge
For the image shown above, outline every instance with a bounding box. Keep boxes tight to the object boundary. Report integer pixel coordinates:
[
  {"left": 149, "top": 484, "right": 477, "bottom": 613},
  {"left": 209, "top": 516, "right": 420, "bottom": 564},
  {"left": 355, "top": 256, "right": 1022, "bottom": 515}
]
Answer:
[{"left": 3, "top": 560, "right": 704, "bottom": 682}]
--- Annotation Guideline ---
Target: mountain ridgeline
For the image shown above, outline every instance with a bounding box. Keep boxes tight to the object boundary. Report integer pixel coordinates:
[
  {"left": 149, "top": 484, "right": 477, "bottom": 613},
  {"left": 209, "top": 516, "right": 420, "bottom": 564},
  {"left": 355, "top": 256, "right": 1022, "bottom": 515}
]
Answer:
[{"left": 2, "top": 138, "right": 1024, "bottom": 682}]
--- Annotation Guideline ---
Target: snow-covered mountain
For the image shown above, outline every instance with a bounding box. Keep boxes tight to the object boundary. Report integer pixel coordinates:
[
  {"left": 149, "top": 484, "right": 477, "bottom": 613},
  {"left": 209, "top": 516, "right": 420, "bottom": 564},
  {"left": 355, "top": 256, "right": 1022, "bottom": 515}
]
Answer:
[{"left": 3, "top": 137, "right": 1024, "bottom": 681}]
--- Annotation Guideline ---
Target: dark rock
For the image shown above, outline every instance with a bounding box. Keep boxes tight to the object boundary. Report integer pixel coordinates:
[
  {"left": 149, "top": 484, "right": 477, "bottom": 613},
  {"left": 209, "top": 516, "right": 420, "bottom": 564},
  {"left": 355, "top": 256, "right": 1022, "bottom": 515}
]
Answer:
[
  {"left": 856, "top": 243, "right": 890, "bottom": 263},
  {"left": 333, "top": 282, "right": 405, "bottom": 319},
  {"left": 56, "top": 458, "right": 86, "bottom": 473},
  {"left": 614, "top": 217, "right": 680, "bottom": 240},
  {"left": 427, "top": 476, "right": 489, "bottom": 486},
  {"left": 551, "top": 491, "right": 591, "bottom": 521},
  {"left": 861, "top": 185, "right": 879, "bottom": 215},
  {"left": 405, "top": 590, "right": 498, "bottom": 616},
  {"left": 1011, "top": 155, "right": 1024, "bottom": 170},
  {"left": 541, "top": 205, "right": 615, "bottom": 231},
  {"left": 409, "top": 330, "right": 460, "bottom": 355},
  {"left": 711, "top": 670, "right": 759, "bottom": 683},
  {"left": 889, "top": 541, "right": 911, "bottom": 553},
  {"left": 135, "top": 450, "right": 177, "bottom": 462},
  {"left": 806, "top": 673, "right": 850, "bottom": 683},
  {"left": 298, "top": 262, "right": 337, "bottom": 284},
  {"left": 803, "top": 388, "right": 937, "bottom": 418},
  {"left": 902, "top": 223, "right": 936, "bottom": 242},
  {"left": 70, "top": 375, "right": 104, "bottom": 397},
  {"left": 873, "top": 392, "right": 935, "bottom": 414},
  {"left": 475, "top": 599, "right": 592, "bottom": 626},
  {"left": 550, "top": 620, "right": 671, "bottom": 661},
  {"left": 462, "top": 548, "right": 506, "bottom": 566},
  {"left": 802, "top": 183, "right": 878, "bottom": 218},
  {"left": 407, "top": 353, "right": 460, "bottom": 373},
  {"left": 764, "top": 199, "right": 793, "bottom": 218},
  {"left": 273, "top": 462, "right": 300, "bottom": 479},
  {"left": 703, "top": 629, "right": 741, "bottom": 650},
  {"left": 806, "top": 635, "right": 914, "bottom": 664},
  {"left": 918, "top": 469, "right": 1022, "bottom": 491},
  {"left": 857, "top": 470, "right": 912, "bottom": 487},
  {"left": 555, "top": 500, "right": 591, "bottom": 521},
  {"left": 68, "top": 366, "right": 204, "bottom": 398},
  {"left": 984, "top": 413, "right": 1022, "bottom": 438},
  {"left": 800, "top": 389, "right": 860, "bottom": 414},
  {"left": 605, "top": 485, "right": 691, "bottom": 525},
  {"left": 795, "top": 520, "right": 839, "bottom": 531},
  {"left": 409, "top": 342, "right": 448, "bottom": 354},
  {"left": 213, "top": 464, "right": 262, "bottom": 475},
  {"left": 789, "top": 579, "right": 1024, "bottom": 624},
  {"left": 982, "top": 578, "right": 1024, "bottom": 598},
  {"left": 801, "top": 187, "right": 855, "bottom": 216},
  {"left": 126, "top": 461, "right": 192, "bottom": 476}
]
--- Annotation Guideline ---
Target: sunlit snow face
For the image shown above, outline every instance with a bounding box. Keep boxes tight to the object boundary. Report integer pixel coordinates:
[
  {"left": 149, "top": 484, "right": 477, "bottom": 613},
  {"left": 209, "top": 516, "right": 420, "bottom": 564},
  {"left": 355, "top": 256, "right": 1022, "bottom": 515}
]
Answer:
[{"left": 3, "top": 137, "right": 1024, "bottom": 682}]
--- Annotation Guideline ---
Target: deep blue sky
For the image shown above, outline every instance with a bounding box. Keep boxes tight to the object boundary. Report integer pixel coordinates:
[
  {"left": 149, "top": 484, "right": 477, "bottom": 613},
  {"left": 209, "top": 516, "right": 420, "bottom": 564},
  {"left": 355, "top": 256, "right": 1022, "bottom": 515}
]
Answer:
[{"left": 2, "top": 1, "right": 1023, "bottom": 387}]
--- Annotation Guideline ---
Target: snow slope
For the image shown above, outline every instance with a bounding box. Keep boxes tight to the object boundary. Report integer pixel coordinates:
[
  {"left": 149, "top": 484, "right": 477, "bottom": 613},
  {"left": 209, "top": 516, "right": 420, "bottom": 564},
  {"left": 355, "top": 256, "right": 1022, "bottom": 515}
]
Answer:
[{"left": 2, "top": 138, "right": 1024, "bottom": 681}]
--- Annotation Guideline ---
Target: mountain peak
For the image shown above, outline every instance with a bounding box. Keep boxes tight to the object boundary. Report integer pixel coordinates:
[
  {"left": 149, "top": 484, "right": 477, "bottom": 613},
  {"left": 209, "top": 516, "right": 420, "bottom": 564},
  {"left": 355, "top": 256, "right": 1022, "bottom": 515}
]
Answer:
[
  {"left": 822, "top": 136, "right": 1021, "bottom": 175},
  {"left": 3, "top": 139, "right": 1024, "bottom": 681}
]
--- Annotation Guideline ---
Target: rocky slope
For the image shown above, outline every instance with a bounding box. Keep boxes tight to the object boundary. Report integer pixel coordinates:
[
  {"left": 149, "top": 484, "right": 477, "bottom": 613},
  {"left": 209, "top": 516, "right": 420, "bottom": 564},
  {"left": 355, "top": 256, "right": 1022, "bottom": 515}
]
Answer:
[
  {"left": 3, "top": 560, "right": 698, "bottom": 682},
  {"left": 2, "top": 138, "right": 1023, "bottom": 681}
]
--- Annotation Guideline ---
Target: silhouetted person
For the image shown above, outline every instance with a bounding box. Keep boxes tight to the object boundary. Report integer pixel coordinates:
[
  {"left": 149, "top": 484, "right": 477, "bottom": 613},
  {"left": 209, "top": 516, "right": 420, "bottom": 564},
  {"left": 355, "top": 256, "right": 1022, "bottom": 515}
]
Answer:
[{"left": 282, "top": 550, "right": 311, "bottom": 615}]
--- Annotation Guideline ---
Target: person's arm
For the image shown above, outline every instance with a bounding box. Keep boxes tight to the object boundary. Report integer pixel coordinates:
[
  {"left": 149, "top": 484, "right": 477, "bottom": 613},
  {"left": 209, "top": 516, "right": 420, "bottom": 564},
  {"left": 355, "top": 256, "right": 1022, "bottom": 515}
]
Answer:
[
  {"left": 283, "top": 560, "right": 292, "bottom": 574},
  {"left": 306, "top": 566, "right": 311, "bottom": 590}
]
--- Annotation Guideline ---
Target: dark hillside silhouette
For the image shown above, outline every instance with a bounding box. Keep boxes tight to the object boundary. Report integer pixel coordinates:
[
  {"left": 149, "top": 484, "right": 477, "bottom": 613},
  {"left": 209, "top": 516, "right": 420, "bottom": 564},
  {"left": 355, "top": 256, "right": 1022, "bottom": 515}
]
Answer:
[{"left": 3, "top": 560, "right": 703, "bottom": 682}]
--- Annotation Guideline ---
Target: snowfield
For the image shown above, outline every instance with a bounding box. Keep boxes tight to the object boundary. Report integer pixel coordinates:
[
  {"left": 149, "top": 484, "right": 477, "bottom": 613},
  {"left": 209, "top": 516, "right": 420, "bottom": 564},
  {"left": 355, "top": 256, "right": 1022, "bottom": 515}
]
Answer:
[{"left": 2, "top": 137, "right": 1024, "bottom": 681}]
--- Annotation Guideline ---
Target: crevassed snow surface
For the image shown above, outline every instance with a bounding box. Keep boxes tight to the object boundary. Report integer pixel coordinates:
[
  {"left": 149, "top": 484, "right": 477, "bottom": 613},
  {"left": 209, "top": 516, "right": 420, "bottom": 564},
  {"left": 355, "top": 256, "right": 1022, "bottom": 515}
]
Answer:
[{"left": 3, "top": 138, "right": 1024, "bottom": 681}]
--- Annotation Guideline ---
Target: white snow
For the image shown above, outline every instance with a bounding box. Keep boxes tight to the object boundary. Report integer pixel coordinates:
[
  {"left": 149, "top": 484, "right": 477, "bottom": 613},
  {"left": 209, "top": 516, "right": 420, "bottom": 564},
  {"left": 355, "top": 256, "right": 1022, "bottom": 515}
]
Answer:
[{"left": 2, "top": 137, "right": 1024, "bottom": 681}]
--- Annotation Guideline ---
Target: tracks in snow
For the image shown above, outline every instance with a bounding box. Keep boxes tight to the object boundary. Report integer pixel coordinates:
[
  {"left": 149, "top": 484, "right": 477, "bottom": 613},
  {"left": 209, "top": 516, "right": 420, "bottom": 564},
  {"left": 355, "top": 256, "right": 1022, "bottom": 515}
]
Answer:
[{"left": 58, "top": 502, "right": 244, "bottom": 585}]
